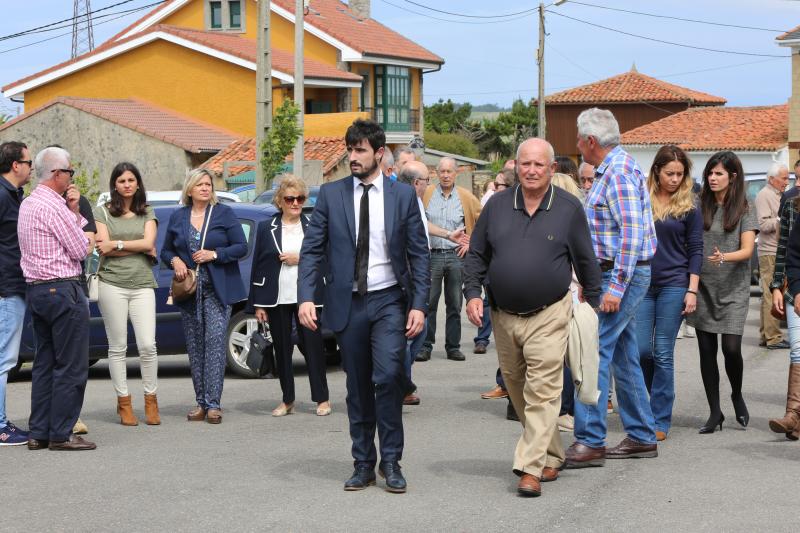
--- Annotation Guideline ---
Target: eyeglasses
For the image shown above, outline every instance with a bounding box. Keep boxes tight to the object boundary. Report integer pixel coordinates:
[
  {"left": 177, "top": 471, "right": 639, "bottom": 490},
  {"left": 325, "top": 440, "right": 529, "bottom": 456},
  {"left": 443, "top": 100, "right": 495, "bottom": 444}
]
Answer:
[
  {"left": 51, "top": 168, "right": 75, "bottom": 178},
  {"left": 494, "top": 182, "right": 509, "bottom": 189},
  {"left": 16, "top": 160, "right": 32, "bottom": 167},
  {"left": 283, "top": 195, "right": 307, "bottom": 205},
  {"left": 415, "top": 178, "right": 430, "bottom": 184}
]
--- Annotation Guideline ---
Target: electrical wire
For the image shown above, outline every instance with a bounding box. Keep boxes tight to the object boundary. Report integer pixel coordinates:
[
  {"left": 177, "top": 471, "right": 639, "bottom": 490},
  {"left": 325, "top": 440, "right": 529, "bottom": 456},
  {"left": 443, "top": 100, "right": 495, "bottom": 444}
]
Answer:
[
  {"left": 378, "top": 0, "right": 536, "bottom": 25},
  {"left": 400, "top": 0, "right": 535, "bottom": 19}
]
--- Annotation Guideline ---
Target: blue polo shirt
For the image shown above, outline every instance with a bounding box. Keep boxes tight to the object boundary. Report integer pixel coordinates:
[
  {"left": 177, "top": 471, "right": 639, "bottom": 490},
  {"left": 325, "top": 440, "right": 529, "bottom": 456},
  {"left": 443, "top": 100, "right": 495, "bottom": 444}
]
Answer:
[{"left": 0, "top": 175, "right": 25, "bottom": 297}]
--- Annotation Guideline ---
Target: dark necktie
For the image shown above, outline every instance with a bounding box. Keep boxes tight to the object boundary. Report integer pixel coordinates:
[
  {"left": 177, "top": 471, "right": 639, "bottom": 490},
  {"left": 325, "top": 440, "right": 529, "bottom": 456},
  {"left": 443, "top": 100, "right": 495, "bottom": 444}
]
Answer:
[{"left": 355, "top": 183, "right": 373, "bottom": 296}]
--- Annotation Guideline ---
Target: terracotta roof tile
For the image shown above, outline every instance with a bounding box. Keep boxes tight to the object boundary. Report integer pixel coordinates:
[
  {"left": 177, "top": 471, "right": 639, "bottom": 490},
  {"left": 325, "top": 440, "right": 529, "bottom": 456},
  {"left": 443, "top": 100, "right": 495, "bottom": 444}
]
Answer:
[
  {"left": 0, "top": 97, "right": 240, "bottom": 152},
  {"left": 544, "top": 70, "right": 726, "bottom": 105},
  {"left": 777, "top": 24, "right": 800, "bottom": 41},
  {"left": 620, "top": 104, "right": 788, "bottom": 152},
  {"left": 201, "top": 136, "right": 347, "bottom": 177}
]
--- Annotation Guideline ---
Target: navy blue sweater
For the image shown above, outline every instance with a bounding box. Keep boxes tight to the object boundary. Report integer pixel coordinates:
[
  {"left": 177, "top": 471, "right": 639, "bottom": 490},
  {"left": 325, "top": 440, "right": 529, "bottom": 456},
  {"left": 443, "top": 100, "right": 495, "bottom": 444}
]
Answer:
[{"left": 650, "top": 206, "right": 703, "bottom": 288}]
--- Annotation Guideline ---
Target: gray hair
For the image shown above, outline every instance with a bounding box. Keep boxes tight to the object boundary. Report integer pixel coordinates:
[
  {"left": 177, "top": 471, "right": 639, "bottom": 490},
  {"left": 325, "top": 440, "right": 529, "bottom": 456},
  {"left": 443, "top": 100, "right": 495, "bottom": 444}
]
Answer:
[
  {"left": 394, "top": 146, "right": 416, "bottom": 161},
  {"left": 578, "top": 161, "right": 594, "bottom": 175},
  {"left": 398, "top": 165, "right": 425, "bottom": 187},
  {"left": 437, "top": 156, "right": 457, "bottom": 171},
  {"left": 34, "top": 146, "right": 70, "bottom": 182},
  {"left": 381, "top": 150, "right": 394, "bottom": 171},
  {"left": 515, "top": 138, "right": 555, "bottom": 164},
  {"left": 577, "top": 108, "right": 620, "bottom": 147},
  {"left": 767, "top": 162, "right": 788, "bottom": 179}
]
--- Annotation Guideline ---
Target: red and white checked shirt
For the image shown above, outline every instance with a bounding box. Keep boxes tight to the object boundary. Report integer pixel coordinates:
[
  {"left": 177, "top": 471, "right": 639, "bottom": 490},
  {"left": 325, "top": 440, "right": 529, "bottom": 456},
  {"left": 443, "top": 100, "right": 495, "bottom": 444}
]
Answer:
[{"left": 18, "top": 184, "right": 88, "bottom": 282}]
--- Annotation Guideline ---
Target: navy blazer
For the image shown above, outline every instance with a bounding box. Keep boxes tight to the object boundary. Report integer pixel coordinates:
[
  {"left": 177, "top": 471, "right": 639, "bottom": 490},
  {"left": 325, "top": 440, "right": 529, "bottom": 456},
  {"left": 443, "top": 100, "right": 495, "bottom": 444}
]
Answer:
[
  {"left": 160, "top": 203, "right": 248, "bottom": 307},
  {"left": 298, "top": 175, "right": 430, "bottom": 332},
  {"left": 245, "top": 213, "right": 324, "bottom": 311}
]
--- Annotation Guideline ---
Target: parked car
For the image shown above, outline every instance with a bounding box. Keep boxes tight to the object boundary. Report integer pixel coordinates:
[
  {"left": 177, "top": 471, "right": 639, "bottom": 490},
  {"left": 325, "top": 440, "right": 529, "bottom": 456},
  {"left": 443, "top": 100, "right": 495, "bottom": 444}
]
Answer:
[
  {"left": 229, "top": 184, "right": 258, "bottom": 203},
  {"left": 95, "top": 190, "right": 241, "bottom": 207},
  {"left": 16, "top": 203, "right": 339, "bottom": 379}
]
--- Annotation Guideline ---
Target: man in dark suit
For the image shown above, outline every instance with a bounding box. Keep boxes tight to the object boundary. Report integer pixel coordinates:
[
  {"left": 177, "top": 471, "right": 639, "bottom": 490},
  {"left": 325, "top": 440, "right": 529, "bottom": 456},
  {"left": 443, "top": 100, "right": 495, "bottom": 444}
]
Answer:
[{"left": 298, "top": 119, "right": 430, "bottom": 493}]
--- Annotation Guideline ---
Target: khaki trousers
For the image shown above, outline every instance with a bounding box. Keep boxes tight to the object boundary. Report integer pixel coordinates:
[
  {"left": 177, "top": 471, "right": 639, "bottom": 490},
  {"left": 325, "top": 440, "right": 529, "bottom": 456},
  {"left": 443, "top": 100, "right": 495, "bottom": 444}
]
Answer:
[
  {"left": 759, "top": 255, "right": 783, "bottom": 345},
  {"left": 492, "top": 292, "right": 571, "bottom": 477}
]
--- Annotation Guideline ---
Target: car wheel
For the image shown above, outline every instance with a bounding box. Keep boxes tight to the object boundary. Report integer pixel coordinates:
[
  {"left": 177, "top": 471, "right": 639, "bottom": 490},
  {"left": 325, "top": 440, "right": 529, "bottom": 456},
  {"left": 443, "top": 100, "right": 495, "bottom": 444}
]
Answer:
[
  {"left": 226, "top": 310, "right": 260, "bottom": 378},
  {"left": 324, "top": 338, "right": 341, "bottom": 366}
]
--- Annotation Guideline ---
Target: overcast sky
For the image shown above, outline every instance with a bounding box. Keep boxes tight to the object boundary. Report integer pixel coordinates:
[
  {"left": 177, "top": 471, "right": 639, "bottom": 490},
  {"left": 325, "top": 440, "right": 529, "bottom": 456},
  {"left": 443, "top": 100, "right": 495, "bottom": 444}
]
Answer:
[{"left": 1, "top": 0, "right": 797, "bottom": 116}]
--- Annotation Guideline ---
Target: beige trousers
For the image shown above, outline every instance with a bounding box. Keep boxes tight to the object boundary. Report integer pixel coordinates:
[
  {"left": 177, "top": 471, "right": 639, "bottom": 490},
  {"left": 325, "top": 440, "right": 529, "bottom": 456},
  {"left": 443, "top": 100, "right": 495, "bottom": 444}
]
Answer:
[
  {"left": 492, "top": 292, "right": 571, "bottom": 477},
  {"left": 759, "top": 255, "right": 783, "bottom": 345},
  {"left": 97, "top": 281, "right": 158, "bottom": 396}
]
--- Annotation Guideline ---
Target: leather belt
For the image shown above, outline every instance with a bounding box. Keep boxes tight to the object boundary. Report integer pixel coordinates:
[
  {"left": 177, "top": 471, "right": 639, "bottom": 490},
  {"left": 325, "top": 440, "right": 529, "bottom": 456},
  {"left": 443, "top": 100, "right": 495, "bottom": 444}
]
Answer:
[
  {"left": 599, "top": 260, "right": 650, "bottom": 272},
  {"left": 431, "top": 248, "right": 457, "bottom": 253},
  {"left": 27, "top": 276, "right": 82, "bottom": 286}
]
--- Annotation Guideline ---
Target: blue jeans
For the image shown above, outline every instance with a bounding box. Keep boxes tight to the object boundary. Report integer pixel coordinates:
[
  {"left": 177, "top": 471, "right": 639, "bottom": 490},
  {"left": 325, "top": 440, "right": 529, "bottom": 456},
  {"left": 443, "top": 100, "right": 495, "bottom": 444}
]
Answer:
[
  {"left": 424, "top": 251, "right": 463, "bottom": 353},
  {"left": 474, "top": 295, "right": 492, "bottom": 347},
  {"left": 635, "top": 286, "right": 686, "bottom": 434},
  {"left": 786, "top": 298, "right": 800, "bottom": 364},
  {"left": 0, "top": 295, "right": 26, "bottom": 426},
  {"left": 573, "top": 266, "right": 656, "bottom": 447}
]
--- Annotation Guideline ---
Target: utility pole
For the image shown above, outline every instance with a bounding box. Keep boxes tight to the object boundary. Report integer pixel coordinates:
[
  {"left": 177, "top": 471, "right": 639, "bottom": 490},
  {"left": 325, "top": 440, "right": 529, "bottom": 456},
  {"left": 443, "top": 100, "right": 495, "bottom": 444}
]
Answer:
[
  {"left": 537, "top": 1, "right": 546, "bottom": 139},
  {"left": 71, "top": 0, "right": 95, "bottom": 59},
  {"left": 255, "top": 0, "right": 272, "bottom": 193},
  {"left": 293, "top": 0, "right": 305, "bottom": 181}
]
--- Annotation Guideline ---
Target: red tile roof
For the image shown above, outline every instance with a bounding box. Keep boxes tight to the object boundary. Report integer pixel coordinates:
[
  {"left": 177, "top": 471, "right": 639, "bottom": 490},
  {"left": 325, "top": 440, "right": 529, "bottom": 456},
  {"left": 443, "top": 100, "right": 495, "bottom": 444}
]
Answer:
[
  {"left": 544, "top": 70, "right": 726, "bottom": 106},
  {"left": 620, "top": 104, "right": 788, "bottom": 152},
  {"left": 201, "top": 136, "right": 347, "bottom": 177},
  {"left": 0, "top": 97, "right": 240, "bottom": 152},
  {"left": 777, "top": 24, "right": 800, "bottom": 41}
]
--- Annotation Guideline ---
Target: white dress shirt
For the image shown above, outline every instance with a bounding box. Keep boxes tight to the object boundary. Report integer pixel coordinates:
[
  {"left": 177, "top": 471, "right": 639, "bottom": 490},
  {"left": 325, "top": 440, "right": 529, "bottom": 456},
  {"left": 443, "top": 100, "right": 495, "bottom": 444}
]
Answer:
[
  {"left": 417, "top": 196, "right": 431, "bottom": 249},
  {"left": 353, "top": 175, "right": 397, "bottom": 292}
]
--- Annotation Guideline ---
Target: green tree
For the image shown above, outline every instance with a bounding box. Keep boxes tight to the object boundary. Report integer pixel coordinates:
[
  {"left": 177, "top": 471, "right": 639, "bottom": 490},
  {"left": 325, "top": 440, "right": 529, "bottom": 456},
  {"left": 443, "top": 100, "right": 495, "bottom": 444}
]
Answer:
[
  {"left": 72, "top": 161, "right": 101, "bottom": 203},
  {"left": 424, "top": 132, "right": 479, "bottom": 159},
  {"left": 260, "top": 99, "right": 302, "bottom": 187},
  {"left": 424, "top": 99, "right": 473, "bottom": 134},
  {"left": 472, "top": 98, "right": 538, "bottom": 160}
]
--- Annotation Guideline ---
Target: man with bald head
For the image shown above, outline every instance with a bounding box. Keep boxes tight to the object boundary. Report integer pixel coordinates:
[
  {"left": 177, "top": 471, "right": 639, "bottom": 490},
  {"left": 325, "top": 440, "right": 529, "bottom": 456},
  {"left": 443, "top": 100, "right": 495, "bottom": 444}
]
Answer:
[{"left": 464, "top": 138, "right": 601, "bottom": 496}]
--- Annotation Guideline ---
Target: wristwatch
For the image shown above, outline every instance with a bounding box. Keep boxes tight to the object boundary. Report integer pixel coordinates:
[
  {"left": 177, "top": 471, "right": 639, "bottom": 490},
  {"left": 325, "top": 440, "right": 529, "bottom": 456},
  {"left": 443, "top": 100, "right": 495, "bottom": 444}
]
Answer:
[
  {"left": 116, "top": 240, "right": 124, "bottom": 251},
  {"left": 212, "top": 251, "right": 218, "bottom": 261}
]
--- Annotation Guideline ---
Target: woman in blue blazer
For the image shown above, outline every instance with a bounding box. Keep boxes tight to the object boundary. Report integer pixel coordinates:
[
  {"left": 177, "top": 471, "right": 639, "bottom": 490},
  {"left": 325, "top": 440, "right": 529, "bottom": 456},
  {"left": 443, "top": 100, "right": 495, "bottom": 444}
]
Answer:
[
  {"left": 161, "top": 169, "right": 247, "bottom": 424},
  {"left": 246, "top": 176, "right": 330, "bottom": 417}
]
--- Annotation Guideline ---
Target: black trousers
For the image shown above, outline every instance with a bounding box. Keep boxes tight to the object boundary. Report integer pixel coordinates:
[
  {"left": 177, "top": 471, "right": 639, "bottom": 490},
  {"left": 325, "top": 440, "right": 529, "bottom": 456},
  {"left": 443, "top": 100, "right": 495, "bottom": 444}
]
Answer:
[
  {"left": 27, "top": 280, "right": 89, "bottom": 442},
  {"left": 267, "top": 304, "right": 329, "bottom": 404}
]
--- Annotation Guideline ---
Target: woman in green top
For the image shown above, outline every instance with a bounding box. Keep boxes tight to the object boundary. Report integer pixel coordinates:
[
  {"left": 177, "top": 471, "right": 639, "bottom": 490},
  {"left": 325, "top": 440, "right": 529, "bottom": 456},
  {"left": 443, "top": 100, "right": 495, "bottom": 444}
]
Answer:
[{"left": 94, "top": 162, "right": 159, "bottom": 427}]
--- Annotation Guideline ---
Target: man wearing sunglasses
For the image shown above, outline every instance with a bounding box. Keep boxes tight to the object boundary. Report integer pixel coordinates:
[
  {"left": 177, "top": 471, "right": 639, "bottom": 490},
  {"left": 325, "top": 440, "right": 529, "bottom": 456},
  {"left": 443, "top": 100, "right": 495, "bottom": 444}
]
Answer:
[
  {"left": 0, "top": 141, "right": 33, "bottom": 446},
  {"left": 17, "top": 146, "right": 95, "bottom": 451}
]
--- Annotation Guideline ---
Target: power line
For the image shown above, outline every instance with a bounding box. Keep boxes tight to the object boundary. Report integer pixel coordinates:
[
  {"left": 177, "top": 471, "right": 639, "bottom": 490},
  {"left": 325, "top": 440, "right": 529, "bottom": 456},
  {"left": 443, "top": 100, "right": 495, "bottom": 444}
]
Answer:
[
  {"left": 378, "top": 0, "right": 535, "bottom": 25},
  {"left": 547, "top": 10, "right": 789, "bottom": 58},
  {"left": 566, "top": 1, "right": 788, "bottom": 33},
  {"left": 400, "top": 1, "right": 535, "bottom": 19}
]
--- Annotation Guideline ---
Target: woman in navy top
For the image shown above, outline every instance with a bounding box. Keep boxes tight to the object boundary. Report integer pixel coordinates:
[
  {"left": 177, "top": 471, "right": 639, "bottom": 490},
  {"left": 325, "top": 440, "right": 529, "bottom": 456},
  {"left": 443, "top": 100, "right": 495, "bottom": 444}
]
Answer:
[{"left": 635, "top": 145, "right": 703, "bottom": 441}]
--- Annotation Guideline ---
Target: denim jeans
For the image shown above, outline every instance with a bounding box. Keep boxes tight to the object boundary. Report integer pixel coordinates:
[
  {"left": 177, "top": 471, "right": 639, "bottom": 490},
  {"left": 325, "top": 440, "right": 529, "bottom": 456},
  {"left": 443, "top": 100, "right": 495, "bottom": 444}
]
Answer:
[
  {"left": 0, "top": 295, "right": 26, "bottom": 426},
  {"left": 635, "top": 285, "right": 686, "bottom": 434},
  {"left": 424, "top": 251, "right": 463, "bottom": 353},
  {"left": 573, "top": 266, "right": 656, "bottom": 447},
  {"left": 473, "top": 295, "right": 492, "bottom": 347},
  {"left": 786, "top": 298, "right": 800, "bottom": 365}
]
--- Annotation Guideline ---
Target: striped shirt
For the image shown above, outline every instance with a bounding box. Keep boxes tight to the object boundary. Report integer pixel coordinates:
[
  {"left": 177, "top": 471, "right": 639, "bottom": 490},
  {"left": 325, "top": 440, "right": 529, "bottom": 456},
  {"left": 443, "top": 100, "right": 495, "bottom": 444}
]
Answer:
[
  {"left": 584, "top": 145, "right": 657, "bottom": 299},
  {"left": 426, "top": 185, "right": 463, "bottom": 250},
  {"left": 18, "top": 184, "right": 88, "bottom": 282}
]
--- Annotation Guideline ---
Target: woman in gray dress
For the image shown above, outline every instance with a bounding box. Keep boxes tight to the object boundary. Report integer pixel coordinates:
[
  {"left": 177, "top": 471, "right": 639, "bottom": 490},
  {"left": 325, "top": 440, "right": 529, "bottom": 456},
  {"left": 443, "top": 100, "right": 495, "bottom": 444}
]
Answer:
[{"left": 689, "top": 151, "right": 757, "bottom": 433}]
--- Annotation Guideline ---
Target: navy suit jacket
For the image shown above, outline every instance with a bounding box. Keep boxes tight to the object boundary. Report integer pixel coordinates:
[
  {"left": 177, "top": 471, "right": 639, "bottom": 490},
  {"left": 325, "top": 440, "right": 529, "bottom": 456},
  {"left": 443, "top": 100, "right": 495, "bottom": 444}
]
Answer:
[
  {"left": 246, "top": 213, "right": 324, "bottom": 311},
  {"left": 161, "top": 203, "right": 248, "bottom": 308},
  {"left": 298, "top": 175, "right": 430, "bottom": 332}
]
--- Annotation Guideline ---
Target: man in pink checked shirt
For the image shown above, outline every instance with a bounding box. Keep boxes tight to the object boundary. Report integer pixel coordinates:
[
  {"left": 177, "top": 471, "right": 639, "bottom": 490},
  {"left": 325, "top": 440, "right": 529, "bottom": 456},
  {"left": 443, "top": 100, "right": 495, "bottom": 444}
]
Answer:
[{"left": 18, "top": 146, "right": 96, "bottom": 451}]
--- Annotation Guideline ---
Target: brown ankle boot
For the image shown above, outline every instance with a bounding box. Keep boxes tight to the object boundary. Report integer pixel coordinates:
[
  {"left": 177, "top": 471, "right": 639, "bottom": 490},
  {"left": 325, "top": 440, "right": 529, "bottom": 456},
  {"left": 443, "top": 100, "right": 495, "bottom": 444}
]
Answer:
[
  {"left": 144, "top": 394, "right": 161, "bottom": 425},
  {"left": 769, "top": 363, "right": 800, "bottom": 439},
  {"left": 117, "top": 395, "right": 139, "bottom": 426}
]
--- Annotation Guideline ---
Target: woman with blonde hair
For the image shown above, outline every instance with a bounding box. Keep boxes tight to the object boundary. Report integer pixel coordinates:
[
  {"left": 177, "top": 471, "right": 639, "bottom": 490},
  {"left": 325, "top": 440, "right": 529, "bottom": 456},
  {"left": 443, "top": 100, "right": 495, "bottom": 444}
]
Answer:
[
  {"left": 636, "top": 145, "right": 703, "bottom": 440},
  {"left": 161, "top": 169, "right": 247, "bottom": 424},
  {"left": 246, "top": 175, "right": 330, "bottom": 417}
]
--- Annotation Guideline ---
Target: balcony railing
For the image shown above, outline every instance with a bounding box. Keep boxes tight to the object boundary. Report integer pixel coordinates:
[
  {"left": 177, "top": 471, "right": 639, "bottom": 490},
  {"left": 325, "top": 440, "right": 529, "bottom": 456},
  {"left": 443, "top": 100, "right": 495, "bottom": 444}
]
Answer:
[{"left": 362, "top": 108, "right": 420, "bottom": 133}]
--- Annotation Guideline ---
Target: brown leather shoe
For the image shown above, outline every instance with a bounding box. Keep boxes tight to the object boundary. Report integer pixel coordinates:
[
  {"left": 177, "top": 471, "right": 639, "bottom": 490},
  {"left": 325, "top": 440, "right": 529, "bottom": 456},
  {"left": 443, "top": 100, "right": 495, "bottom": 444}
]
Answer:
[
  {"left": 517, "top": 474, "right": 541, "bottom": 497},
  {"left": 565, "top": 442, "right": 606, "bottom": 469},
  {"left": 541, "top": 466, "right": 560, "bottom": 482},
  {"left": 480, "top": 385, "right": 509, "bottom": 400},
  {"left": 27, "top": 438, "right": 49, "bottom": 450},
  {"left": 206, "top": 409, "right": 222, "bottom": 424},
  {"left": 117, "top": 395, "right": 139, "bottom": 426},
  {"left": 48, "top": 435, "right": 96, "bottom": 451},
  {"left": 403, "top": 393, "right": 420, "bottom": 406},
  {"left": 144, "top": 394, "right": 161, "bottom": 425},
  {"left": 607, "top": 437, "right": 657, "bottom": 459},
  {"left": 187, "top": 406, "right": 206, "bottom": 421},
  {"left": 473, "top": 343, "right": 487, "bottom": 354}
]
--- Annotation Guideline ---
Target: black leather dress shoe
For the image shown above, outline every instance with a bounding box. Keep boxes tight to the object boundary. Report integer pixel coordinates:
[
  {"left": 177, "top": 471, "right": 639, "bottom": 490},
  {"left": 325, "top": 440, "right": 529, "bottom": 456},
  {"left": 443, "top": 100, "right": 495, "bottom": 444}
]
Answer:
[
  {"left": 344, "top": 465, "right": 376, "bottom": 491},
  {"left": 414, "top": 349, "right": 431, "bottom": 362},
  {"left": 379, "top": 461, "right": 407, "bottom": 493},
  {"left": 506, "top": 400, "right": 520, "bottom": 422},
  {"left": 446, "top": 350, "right": 466, "bottom": 361},
  {"left": 27, "top": 438, "right": 49, "bottom": 450}
]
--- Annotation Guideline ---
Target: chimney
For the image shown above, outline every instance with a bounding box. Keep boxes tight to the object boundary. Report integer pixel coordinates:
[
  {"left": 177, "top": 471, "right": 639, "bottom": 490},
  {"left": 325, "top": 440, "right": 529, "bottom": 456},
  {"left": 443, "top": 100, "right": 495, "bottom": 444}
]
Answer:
[{"left": 349, "top": 0, "right": 370, "bottom": 20}]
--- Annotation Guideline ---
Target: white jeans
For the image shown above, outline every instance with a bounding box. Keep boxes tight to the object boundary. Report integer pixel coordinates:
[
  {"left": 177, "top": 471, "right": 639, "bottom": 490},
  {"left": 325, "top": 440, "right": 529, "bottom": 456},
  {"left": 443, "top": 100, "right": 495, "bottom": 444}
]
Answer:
[{"left": 97, "top": 281, "right": 158, "bottom": 396}]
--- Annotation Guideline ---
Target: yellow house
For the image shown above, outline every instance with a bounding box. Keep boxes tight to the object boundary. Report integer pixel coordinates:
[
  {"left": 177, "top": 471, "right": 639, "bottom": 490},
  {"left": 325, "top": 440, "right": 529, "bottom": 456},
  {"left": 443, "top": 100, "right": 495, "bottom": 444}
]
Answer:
[{"left": 2, "top": 0, "right": 443, "bottom": 145}]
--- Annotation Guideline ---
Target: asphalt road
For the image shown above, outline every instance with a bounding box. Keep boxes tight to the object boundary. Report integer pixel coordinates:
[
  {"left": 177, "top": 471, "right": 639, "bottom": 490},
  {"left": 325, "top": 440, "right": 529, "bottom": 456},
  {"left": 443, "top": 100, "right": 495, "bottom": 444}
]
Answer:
[{"left": 5, "top": 297, "right": 800, "bottom": 532}]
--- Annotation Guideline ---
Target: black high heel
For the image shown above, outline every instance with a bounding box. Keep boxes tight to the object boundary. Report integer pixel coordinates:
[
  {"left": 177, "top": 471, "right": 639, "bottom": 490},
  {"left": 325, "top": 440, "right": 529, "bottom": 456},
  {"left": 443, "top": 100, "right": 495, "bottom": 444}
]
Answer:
[
  {"left": 699, "top": 413, "right": 725, "bottom": 434},
  {"left": 732, "top": 394, "right": 749, "bottom": 427}
]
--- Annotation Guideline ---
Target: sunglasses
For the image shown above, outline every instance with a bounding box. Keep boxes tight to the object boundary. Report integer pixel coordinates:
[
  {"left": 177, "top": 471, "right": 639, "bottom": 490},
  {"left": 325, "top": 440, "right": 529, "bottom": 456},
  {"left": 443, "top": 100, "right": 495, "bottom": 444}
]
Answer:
[
  {"left": 51, "top": 168, "right": 75, "bottom": 178},
  {"left": 283, "top": 195, "right": 307, "bottom": 205}
]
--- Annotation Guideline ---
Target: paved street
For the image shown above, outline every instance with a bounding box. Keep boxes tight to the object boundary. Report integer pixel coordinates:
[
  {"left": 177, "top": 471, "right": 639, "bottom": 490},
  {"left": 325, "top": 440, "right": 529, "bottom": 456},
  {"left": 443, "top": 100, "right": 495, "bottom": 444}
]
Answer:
[{"left": 5, "top": 296, "right": 799, "bottom": 532}]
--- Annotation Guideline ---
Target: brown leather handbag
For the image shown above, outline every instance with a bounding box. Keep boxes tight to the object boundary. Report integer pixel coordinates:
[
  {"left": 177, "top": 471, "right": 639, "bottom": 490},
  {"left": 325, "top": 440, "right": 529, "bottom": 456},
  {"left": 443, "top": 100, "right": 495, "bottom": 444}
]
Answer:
[{"left": 170, "top": 205, "right": 213, "bottom": 303}]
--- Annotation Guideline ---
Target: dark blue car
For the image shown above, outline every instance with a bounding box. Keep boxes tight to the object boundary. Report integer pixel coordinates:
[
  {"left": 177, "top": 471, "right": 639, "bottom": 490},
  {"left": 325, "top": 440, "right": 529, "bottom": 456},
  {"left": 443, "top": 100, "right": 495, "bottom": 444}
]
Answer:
[{"left": 17, "top": 203, "right": 338, "bottom": 378}]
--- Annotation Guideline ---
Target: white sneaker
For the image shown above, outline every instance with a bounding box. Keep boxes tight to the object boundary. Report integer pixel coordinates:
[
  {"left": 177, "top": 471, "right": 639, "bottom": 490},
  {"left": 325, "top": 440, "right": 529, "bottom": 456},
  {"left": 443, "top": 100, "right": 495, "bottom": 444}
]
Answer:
[{"left": 557, "top": 414, "right": 574, "bottom": 432}]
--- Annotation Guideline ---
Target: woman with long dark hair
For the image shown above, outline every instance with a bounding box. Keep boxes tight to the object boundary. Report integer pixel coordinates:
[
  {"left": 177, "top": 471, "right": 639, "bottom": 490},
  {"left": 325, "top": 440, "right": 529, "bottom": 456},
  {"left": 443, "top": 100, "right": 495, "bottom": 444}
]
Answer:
[
  {"left": 687, "top": 151, "right": 757, "bottom": 433},
  {"left": 636, "top": 145, "right": 703, "bottom": 441},
  {"left": 94, "top": 162, "right": 159, "bottom": 425}
]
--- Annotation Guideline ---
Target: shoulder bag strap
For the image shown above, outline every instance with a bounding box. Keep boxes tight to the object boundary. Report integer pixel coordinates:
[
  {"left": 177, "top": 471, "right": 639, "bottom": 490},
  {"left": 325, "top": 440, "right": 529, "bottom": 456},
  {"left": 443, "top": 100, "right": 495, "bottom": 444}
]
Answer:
[{"left": 196, "top": 204, "right": 214, "bottom": 275}]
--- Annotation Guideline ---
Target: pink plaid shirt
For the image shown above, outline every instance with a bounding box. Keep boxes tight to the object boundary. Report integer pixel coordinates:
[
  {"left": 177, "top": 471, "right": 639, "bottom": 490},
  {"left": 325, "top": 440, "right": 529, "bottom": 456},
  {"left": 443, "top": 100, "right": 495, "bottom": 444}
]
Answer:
[{"left": 18, "top": 184, "right": 88, "bottom": 282}]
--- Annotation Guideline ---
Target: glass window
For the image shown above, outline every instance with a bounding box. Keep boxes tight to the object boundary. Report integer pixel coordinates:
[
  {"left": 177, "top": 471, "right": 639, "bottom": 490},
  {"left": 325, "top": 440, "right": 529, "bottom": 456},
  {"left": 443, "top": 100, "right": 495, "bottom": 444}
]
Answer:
[
  {"left": 209, "top": 1, "right": 222, "bottom": 29},
  {"left": 374, "top": 66, "right": 410, "bottom": 131},
  {"left": 229, "top": 1, "right": 241, "bottom": 28}
]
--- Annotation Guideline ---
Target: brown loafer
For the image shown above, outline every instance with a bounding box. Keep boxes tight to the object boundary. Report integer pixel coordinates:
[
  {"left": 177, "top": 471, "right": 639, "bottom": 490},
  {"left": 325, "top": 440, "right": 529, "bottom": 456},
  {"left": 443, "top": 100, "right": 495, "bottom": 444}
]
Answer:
[
  {"left": 565, "top": 442, "right": 606, "bottom": 469},
  {"left": 517, "top": 474, "right": 541, "bottom": 497},
  {"left": 48, "top": 435, "right": 96, "bottom": 451},
  {"left": 27, "top": 438, "right": 49, "bottom": 450},
  {"left": 480, "top": 385, "right": 509, "bottom": 400},
  {"left": 403, "top": 393, "right": 420, "bottom": 406},
  {"left": 607, "top": 437, "right": 657, "bottom": 459},
  {"left": 187, "top": 406, "right": 206, "bottom": 421},
  {"left": 541, "top": 466, "right": 560, "bottom": 482},
  {"left": 206, "top": 409, "right": 222, "bottom": 424}
]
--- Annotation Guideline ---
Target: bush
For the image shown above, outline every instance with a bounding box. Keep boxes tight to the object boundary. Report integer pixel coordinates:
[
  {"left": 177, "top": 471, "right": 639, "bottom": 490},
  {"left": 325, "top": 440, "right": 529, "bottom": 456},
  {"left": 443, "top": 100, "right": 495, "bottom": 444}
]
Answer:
[{"left": 424, "top": 132, "right": 479, "bottom": 159}]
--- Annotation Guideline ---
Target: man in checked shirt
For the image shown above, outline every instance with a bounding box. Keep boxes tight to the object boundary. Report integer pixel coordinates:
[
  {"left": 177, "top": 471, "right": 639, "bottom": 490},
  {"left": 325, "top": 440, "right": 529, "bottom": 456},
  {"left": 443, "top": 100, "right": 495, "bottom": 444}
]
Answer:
[
  {"left": 18, "top": 146, "right": 96, "bottom": 451},
  {"left": 566, "top": 108, "right": 659, "bottom": 468}
]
